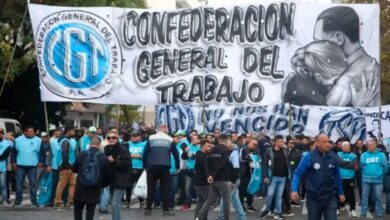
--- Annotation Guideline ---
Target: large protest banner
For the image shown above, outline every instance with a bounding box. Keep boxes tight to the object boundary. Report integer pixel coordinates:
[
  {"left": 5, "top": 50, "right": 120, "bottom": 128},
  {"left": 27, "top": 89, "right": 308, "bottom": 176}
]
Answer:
[
  {"left": 155, "top": 104, "right": 370, "bottom": 143},
  {"left": 29, "top": 3, "right": 380, "bottom": 106}
]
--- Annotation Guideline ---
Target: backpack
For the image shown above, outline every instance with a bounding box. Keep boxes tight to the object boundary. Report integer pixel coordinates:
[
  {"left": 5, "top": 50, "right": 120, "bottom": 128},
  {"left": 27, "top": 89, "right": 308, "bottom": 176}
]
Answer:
[{"left": 80, "top": 150, "right": 103, "bottom": 187}]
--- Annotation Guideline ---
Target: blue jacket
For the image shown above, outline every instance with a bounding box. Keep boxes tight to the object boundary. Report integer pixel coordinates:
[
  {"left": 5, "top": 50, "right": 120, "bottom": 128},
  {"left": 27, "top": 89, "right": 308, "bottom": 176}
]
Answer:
[
  {"left": 291, "top": 148, "right": 343, "bottom": 202},
  {"left": 360, "top": 150, "right": 388, "bottom": 183}
]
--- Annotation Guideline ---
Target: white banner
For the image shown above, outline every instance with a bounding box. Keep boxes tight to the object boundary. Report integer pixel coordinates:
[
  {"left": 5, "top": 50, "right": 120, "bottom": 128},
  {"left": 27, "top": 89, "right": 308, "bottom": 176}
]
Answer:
[
  {"left": 29, "top": 3, "right": 380, "bottom": 106},
  {"left": 156, "top": 104, "right": 371, "bottom": 143}
]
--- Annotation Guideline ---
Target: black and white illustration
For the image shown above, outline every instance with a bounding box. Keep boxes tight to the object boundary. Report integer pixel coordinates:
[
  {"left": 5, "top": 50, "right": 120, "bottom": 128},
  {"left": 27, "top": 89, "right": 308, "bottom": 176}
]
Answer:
[{"left": 283, "top": 6, "right": 380, "bottom": 107}]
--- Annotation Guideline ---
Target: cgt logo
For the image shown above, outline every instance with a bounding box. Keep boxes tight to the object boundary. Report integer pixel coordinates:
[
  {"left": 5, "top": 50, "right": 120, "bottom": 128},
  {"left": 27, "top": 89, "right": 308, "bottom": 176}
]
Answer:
[
  {"left": 155, "top": 105, "right": 195, "bottom": 133},
  {"left": 36, "top": 10, "right": 122, "bottom": 99}
]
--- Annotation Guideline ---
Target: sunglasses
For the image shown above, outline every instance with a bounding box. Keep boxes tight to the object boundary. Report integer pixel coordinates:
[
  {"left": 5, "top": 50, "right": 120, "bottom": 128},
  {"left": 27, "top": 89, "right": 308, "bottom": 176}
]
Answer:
[{"left": 107, "top": 136, "right": 117, "bottom": 140}]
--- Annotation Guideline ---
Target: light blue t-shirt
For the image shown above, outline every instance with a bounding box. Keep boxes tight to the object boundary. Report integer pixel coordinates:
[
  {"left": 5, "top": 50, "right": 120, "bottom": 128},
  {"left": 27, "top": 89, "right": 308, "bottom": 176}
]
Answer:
[
  {"left": 0, "top": 140, "right": 11, "bottom": 172},
  {"left": 15, "top": 135, "right": 42, "bottom": 166},
  {"left": 129, "top": 141, "right": 146, "bottom": 169}
]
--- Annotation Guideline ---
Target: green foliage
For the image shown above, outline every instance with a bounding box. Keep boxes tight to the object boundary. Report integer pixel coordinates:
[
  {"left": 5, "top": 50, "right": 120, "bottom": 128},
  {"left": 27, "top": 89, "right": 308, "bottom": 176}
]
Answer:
[{"left": 105, "top": 105, "right": 141, "bottom": 125}]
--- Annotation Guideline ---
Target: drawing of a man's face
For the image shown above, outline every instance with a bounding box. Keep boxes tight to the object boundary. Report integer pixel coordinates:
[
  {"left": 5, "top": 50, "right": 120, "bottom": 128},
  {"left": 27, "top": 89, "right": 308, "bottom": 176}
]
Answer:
[
  {"left": 313, "top": 19, "right": 345, "bottom": 46},
  {"left": 372, "top": 120, "right": 379, "bottom": 130}
]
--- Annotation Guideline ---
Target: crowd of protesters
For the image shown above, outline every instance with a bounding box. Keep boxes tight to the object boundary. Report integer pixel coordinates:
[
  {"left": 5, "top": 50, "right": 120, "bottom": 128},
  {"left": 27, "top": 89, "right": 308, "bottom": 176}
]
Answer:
[{"left": 0, "top": 125, "right": 389, "bottom": 220}]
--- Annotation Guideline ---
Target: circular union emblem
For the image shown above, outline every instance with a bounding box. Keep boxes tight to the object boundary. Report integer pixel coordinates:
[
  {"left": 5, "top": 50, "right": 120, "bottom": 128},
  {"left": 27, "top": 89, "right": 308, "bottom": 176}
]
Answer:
[
  {"left": 313, "top": 163, "right": 321, "bottom": 170},
  {"left": 36, "top": 10, "right": 122, "bottom": 99}
]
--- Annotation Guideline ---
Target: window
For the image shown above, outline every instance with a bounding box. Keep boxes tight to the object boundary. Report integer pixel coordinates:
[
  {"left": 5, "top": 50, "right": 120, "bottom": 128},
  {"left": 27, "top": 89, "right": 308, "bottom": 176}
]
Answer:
[{"left": 5, "top": 122, "right": 15, "bottom": 134}]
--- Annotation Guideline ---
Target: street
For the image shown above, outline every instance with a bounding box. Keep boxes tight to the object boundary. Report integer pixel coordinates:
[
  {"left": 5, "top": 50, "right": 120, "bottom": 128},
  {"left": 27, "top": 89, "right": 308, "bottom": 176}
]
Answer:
[{"left": 0, "top": 194, "right": 384, "bottom": 220}]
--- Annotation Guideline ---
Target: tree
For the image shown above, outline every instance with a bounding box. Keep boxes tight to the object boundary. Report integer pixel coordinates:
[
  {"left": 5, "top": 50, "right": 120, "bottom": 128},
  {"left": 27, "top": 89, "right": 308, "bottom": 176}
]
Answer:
[
  {"left": 0, "top": 0, "right": 147, "bottom": 131},
  {"left": 105, "top": 105, "right": 141, "bottom": 127}
]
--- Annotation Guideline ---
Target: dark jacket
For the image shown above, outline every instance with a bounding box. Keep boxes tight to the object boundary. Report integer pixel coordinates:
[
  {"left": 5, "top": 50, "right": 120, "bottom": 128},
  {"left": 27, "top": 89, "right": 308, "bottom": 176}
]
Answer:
[
  {"left": 239, "top": 147, "right": 257, "bottom": 177},
  {"left": 72, "top": 147, "right": 109, "bottom": 204},
  {"left": 207, "top": 144, "right": 231, "bottom": 181},
  {"left": 194, "top": 151, "right": 210, "bottom": 186},
  {"left": 262, "top": 147, "right": 290, "bottom": 180},
  {"left": 104, "top": 143, "right": 132, "bottom": 189},
  {"left": 143, "top": 132, "right": 179, "bottom": 170},
  {"left": 59, "top": 136, "right": 72, "bottom": 170},
  {"left": 288, "top": 148, "right": 302, "bottom": 176}
]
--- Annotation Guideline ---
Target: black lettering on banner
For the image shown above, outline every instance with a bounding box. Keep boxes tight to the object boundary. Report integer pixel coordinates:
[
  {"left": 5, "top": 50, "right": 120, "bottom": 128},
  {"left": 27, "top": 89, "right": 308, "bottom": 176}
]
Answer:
[
  {"left": 122, "top": 10, "right": 138, "bottom": 47},
  {"left": 172, "top": 80, "right": 188, "bottom": 103},
  {"left": 204, "top": 75, "right": 218, "bottom": 102},
  {"left": 271, "top": 46, "right": 284, "bottom": 79},
  {"left": 151, "top": 12, "right": 166, "bottom": 45},
  {"left": 204, "top": 7, "right": 215, "bottom": 41},
  {"left": 163, "top": 49, "right": 178, "bottom": 75},
  {"left": 260, "top": 46, "right": 273, "bottom": 76},
  {"left": 122, "top": 3, "right": 296, "bottom": 46},
  {"left": 178, "top": 9, "right": 191, "bottom": 43},
  {"left": 178, "top": 48, "right": 191, "bottom": 72},
  {"left": 190, "top": 8, "right": 203, "bottom": 42},
  {"left": 257, "top": 5, "right": 266, "bottom": 42},
  {"left": 137, "top": 12, "right": 151, "bottom": 46},
  {"left": 242, "top": 45, "right": 286, "bottom": 79},
  {"left": 216, "top": 76, "right": 233, "bottom": 103},
  {"left": 136, "top": 51, "right": 151, "bottom": 85},
  {"left": 243, "top": 47, "right": 258, "bottom": 73},
  {"left": 190, "top": 48, "right": 205, "bottom": 70},
  {"left": 204, "top": 46, "right": 218, "bottom": 69},
  {"left": 155, "top": 82, "right": 173, "bottom": 103},
  {"left": 151, "top": 49, "right": 164, "bottom": 80},
  {"left": 229, "top": 6, "right": 245, "bottom": 43},
  {"left": 244, "top": 5, "right": 258, "bottom": 43},
  {"left": 215, "top": 8, "right": 229, "bottom": 43},
  {"left": 188, "top": 76, "right": 203, "bottom": 102},
  {"left": 279, "top": 2, "right": 295, "bottom": 40},
  {"left": 265, "top": 4, "right": 279, "bottom": 42},
  {"left": 248, "top": 82, "right": 264, "bottom": 102},
  {"left": 232, "top": 79, "right": 248, "bottom": 103},
  {"left": 166, "top": 11, "right": 179, "bottom": 44}
]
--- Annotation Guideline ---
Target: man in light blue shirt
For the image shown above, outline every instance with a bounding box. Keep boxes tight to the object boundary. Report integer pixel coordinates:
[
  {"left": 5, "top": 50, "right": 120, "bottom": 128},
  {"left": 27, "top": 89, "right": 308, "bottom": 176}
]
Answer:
[
  {"left": 0, "top": 128, "right": 12, "bottom": 205},
  {"left": 11, "top": 125, "right": 43, "bottom": 207}
]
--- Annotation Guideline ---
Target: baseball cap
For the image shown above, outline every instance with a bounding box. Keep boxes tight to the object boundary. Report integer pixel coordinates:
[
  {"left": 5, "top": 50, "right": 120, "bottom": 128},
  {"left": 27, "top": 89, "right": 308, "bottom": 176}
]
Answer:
[
  {"left": 174, "top": 129, "right": 186, "bottom": 136},
  {"left": 130, "top": 130, "right": 141, "bottom": 136},
  {"left": 41, "top": 132, "right": 48, "bottom": 137},
  {"left": 88, "top": 126, "right": 97, "bottom": 133}
]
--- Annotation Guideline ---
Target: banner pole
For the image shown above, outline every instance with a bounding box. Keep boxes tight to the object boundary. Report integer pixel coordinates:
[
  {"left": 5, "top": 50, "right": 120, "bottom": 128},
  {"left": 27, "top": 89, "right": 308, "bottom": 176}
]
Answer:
[
  {"left": 379, "top": 105, "right": 382, "bottom": 144},
  {"left": 116, "top": 104, "right": 120, "bottom": 130},
  {"left": 43, "top": 102, "right": 49, "bottom": 133},
  {"left": 288, "top": 103, "right": 292, "bottom": 136}
]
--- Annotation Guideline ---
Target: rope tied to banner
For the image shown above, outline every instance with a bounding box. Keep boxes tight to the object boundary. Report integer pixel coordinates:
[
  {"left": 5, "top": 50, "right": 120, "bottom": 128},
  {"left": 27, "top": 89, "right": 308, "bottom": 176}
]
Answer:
[{"left": 0, "top": 6, "right": 28, "bottom": 99}]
